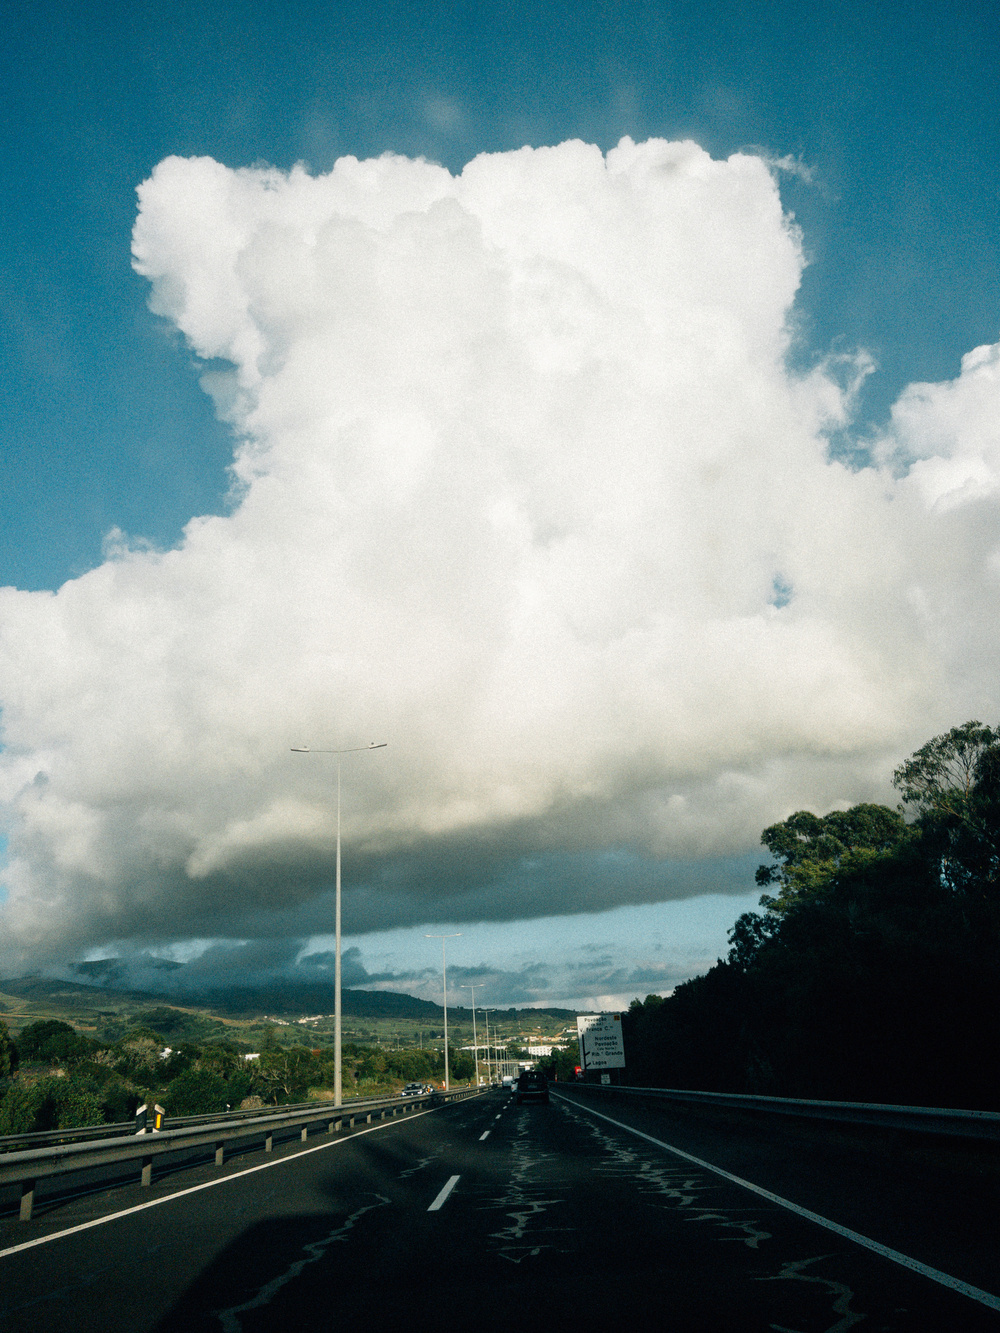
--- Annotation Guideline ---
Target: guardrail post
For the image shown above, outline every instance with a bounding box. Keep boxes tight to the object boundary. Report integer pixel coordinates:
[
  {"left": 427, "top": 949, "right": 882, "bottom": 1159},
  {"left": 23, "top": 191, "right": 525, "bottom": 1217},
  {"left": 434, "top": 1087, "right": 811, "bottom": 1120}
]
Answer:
[
  {"left": 19, "top": 1179, "right": 35, "bottom": 1222},
  {"left": 265, "top": 1131, "right": 273, "bottom": 1152},
  {"left": 365, "top": 1113, "right": 372, "bottom": 1124},
  {"left": 215, "top": 1141, "right": 224, "bottom": 1166},
  {"left": 349, "top": 1116, "right": 355, "bottom": 1128},
  {"left": 141, "top": 1155, "right": 153, "bottom": 1187},
  {"left": 301, "top": 1125, "right": 308, "bottom": 1142}
]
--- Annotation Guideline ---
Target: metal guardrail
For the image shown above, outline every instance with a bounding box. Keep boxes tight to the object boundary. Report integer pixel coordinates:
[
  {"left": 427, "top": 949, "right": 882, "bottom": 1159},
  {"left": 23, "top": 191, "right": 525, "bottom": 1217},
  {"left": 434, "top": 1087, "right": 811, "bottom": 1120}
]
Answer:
[
  {"left": 564, "top": 1082, "right": 1000, "bottom": 1143},
  {"left": 0, "top": 1091, "right": 389, "bottom": 1153},
  {"left": 0, "top": 1085, "right": 486, "bottom": 1221}
]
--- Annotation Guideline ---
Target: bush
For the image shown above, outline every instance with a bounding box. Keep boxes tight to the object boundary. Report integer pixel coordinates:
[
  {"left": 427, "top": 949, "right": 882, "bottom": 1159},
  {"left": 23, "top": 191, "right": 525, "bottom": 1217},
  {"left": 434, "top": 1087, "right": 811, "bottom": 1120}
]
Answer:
[
  {"left": 164, "top": 1068, "right": 229, "bottom": 1116},
  {"left": 0, "top": 1081, "right": 47, "bottom": 1134},
  {"left": 0, "top": 1075, "right": 109, "bottom": 1132},
  {"left": 52, "top": 1083, "right": 105, "bottom": 1129},
  {"left": 98, "top": 1080, "right": 138, "bottom": 1124}
]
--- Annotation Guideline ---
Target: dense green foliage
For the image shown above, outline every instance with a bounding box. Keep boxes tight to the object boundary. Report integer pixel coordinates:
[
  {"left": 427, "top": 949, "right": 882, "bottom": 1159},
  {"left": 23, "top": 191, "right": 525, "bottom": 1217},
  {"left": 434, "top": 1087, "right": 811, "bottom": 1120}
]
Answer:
[
  {"left": 535, "top": 1041, "right": 581, "bottom": 1082},
  {"left": 0, "top": 1018, "right": 471, "bottom": 1132},
  {"left": 623, "top": 722, "right": 1000, "bottom": 1110},
  {"left": 0, "top": 1020, "right": 17, "bottom": 1079}
]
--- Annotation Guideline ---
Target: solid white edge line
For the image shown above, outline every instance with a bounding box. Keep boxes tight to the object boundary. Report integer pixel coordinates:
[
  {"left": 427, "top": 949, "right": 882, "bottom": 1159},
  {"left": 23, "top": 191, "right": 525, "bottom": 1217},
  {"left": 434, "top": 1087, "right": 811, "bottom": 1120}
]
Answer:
[
  {"left": 479, "top": 1130, "right": 490, "bottom": 1140},
  {"left": 0, "top": 1101, "right": 452, "bottom": 1261},
  {"left": 427, "top": 1175, "right": 460, "bottom": 1211},
  {"left": 552, "top": 1091, "right": 1000, "bottom": 1314}
]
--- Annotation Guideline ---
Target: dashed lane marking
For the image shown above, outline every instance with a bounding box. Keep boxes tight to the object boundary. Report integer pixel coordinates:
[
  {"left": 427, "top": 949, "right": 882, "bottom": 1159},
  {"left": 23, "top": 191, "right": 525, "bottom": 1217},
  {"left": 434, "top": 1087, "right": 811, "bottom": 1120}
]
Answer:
[
  {"left": 428, "top": 1176, "right": 461, "bottom": 1211},
  {"left": 479, "top": 1131, "right": 491, "bottom": 1140},
  {"left": 553, "top": 1092, "right": 1000, "bottom": 1315}
]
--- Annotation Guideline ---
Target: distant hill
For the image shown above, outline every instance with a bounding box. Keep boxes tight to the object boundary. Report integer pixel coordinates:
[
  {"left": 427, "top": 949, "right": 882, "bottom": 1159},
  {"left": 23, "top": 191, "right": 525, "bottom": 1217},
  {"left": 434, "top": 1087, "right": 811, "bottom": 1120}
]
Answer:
[
  {"left": 189, "top": 983, "right": 444, "bottom": 1020},
  {"left": 0, "top": 974, "right": 443, "bottom": 1020},
  {"left": 0, "top": 974, "right": 582, "bottom": 1028}
]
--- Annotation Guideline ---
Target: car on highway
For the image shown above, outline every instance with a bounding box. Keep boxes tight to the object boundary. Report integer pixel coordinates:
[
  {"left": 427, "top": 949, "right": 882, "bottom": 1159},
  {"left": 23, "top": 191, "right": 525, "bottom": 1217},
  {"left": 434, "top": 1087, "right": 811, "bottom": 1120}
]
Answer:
[
  {"left": 400, "top": 1082, "right": 426, "bottom": 1096},
  {"left": 515, "top": 1069, "right": 550, "bottom": 1105}
]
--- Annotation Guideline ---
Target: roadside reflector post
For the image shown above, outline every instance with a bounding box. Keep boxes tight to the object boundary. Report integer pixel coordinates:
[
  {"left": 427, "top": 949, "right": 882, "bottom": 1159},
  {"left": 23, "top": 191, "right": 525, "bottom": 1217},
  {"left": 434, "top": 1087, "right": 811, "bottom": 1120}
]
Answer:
[
  {"left": 152, "top": 1104, "right": 165, "bottom": 1132},
  {"left": 215, "top": 1141, "right": 224, "bottom": 1167},
  {"left": 141, "top": 1156, "right": 153, "bottom": 1187},
  {"left": 19, "top": 1180, "right": 35, "bottom": 1222},
  {"left": 135, "top": 1103, "right": 148, "bottom": 1135}
]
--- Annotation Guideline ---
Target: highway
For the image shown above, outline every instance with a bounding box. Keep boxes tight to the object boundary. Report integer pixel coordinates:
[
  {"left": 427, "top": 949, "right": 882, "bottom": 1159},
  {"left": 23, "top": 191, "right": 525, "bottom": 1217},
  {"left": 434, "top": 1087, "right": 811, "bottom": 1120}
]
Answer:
[{"left": 0, "top": 1086, "right": 997, "bottom": 1331}]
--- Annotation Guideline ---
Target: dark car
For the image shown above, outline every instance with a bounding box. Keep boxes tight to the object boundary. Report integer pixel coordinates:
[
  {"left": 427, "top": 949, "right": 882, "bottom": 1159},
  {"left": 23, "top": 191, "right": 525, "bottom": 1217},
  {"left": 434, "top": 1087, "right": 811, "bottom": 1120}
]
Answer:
[
  {"left": 515, "top": 1069, "right": 550, "bottom": 1105},
  {"left": 400, "top": 1082, "right": 425, "bottom": 1097}
]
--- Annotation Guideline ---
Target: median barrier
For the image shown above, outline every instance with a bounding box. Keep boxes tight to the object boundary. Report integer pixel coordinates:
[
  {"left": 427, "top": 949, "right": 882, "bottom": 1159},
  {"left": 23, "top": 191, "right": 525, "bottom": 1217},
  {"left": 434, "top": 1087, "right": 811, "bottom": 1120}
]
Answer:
[{"left": 0, "top": 1084, "right": 487, "bottom": 1220}]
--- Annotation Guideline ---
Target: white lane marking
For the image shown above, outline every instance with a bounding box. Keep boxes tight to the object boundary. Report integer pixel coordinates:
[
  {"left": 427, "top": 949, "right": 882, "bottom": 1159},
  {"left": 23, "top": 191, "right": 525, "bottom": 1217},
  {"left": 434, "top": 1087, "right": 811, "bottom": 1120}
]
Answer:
[
  {"left": 494, "top": 1114, "right": 502, "bottom": 1120},
  {"left": 553, "top": 1092, "right": 1000, "bottom": 1314},
  {"left": 479, "top": 1131, "right": 491, "bottom": 1141},
  {"left": 0, "top": 1101, "right": 450, "bottom": 1261},
  {"left": 427, "top": 1175, "right": 461, "bottom": 1211}
]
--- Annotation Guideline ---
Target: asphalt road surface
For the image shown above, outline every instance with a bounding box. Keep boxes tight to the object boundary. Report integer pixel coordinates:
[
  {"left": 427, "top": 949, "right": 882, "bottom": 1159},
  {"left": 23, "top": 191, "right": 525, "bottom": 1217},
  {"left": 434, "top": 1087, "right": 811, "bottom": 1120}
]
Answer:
[{"left": 1, "top": 1087, "right": 997, "bottom": 1332}]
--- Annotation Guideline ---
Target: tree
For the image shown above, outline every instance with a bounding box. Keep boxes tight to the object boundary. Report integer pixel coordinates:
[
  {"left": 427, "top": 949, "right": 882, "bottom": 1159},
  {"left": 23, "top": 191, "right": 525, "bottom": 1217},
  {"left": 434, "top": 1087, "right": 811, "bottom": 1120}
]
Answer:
[
  {"left": 256, "top": 1047, "right": 319, "bottom": 1103},
  {"left": 448, "top": 1047, "right": 475, "bottom": 1081},
  {"left": 726, "top": 910, "right": 778, "bottom": 971},
  {"left": 893, "top": 720, "right": 1000, "bottom": 893},
  {"left": 163, "top": 1068, "right": 230, "bottom": 1116},
  {"left": 534, "top": 1041, "right": 580, "bottom": 1081},
  {"left": 0, "top": 1019, "right": 17, "bottom": 1078},
  {"left": 893, "top": 721, "right": 1000, "bottom": 823},
  {"left": 754, "top": 803, "right": 907, "bottom": 913},
  {"left": 16, "top": 1019, "right": 95, "bottom": 1064},
  {"left": 620, "top": 723, "right": 1000, "bottom": 1107}
]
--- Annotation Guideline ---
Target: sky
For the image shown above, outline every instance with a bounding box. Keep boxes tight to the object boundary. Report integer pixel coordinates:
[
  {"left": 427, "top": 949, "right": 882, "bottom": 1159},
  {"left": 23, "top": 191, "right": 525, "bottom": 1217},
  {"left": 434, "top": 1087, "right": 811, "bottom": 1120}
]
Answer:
[{"left": 1, "top": 0, "right": 999, "bottom": 1010}]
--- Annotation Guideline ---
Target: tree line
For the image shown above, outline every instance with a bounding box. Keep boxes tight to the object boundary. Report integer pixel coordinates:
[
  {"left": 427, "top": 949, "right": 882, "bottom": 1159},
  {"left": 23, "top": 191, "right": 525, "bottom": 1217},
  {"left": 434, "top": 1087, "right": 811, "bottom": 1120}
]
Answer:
[
  {"left": 0, "top": 1018, "right": 476, "bottom": 1134},
  {"left": 622, "top": 722, "right": 1000, "bottom": 1110}
]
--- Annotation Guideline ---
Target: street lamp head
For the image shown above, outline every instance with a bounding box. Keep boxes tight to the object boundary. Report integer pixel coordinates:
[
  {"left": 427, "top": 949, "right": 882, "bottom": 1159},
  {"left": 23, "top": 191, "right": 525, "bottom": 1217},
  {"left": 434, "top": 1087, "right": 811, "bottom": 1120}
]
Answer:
[{"left": 290, "top": 746, "right": 310, "bottom": 752}]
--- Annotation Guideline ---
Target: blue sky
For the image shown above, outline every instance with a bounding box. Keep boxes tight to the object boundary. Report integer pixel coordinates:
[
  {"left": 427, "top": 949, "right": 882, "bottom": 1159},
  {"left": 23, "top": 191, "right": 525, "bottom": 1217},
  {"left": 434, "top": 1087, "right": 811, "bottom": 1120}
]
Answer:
[{"left": 2, "top": 0, "right": 999, "bottom": 1007}]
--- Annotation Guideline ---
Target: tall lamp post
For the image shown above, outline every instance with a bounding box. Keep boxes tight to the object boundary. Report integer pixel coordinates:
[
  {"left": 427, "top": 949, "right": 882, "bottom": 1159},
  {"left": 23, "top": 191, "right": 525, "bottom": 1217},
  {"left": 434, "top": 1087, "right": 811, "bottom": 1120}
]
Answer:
[
  {"left": 482, "top": 1007, "right": 492, "bottom": 1084},
  {"left": 462, "top": 983, "right": 481, "bottom": 1086},
  {"left": 291, "top": 741, "right": 387, "bottom": 1108},
  {"left": 425, "top": 933, "right": 462, "bottom": 1090}
]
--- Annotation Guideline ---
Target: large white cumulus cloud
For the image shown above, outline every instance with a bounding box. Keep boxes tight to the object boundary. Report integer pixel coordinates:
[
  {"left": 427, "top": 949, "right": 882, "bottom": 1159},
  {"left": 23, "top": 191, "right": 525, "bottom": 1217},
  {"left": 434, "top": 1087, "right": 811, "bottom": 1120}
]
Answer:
[{"left": 1, "top": 136, "right": 999, "bottom": 967}]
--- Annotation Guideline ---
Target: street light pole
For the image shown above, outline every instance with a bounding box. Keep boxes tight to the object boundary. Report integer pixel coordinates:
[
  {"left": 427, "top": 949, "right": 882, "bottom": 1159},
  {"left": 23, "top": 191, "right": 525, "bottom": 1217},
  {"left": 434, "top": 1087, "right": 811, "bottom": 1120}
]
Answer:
[
  {"left": 462, "top": 983, "right": 481, "bottom": 1085},
  {"left": 291, "top": 742, "right": 387, "bottom": 1108},
  {"left": 426, "top": 933, "right": 462, "bottom": 1090},
  {"left": 482, "top": 1007, "right": 491, "bottom": 1084}
]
